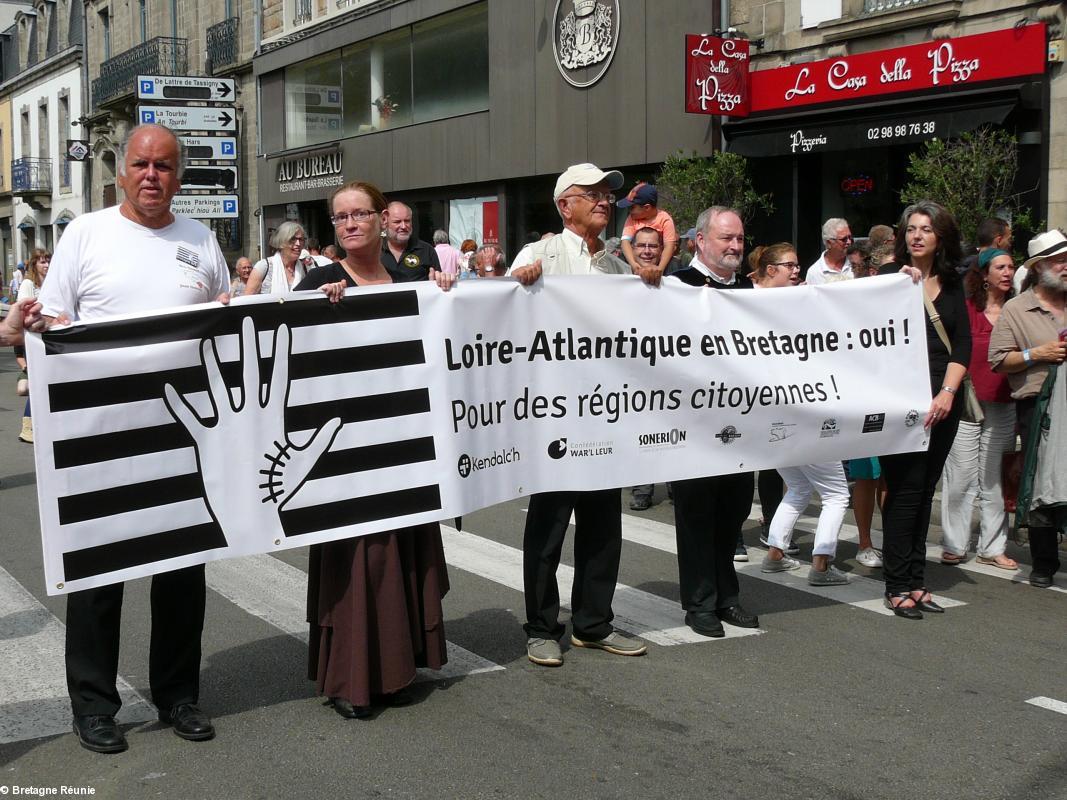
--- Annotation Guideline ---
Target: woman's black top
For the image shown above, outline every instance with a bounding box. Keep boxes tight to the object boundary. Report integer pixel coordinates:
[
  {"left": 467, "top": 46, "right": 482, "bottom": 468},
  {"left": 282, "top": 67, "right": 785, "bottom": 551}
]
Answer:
[
  {"left": 879, "top": 264, "right": 971, "bottom": 395},
  {"left": 295, "top": 263, "right": 362, "bottom": 291}
]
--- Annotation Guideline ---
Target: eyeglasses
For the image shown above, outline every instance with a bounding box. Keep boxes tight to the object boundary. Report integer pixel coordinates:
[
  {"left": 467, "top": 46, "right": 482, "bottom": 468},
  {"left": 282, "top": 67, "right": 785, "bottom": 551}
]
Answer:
[
  {"left": 832, "top": 236, "right": 854, "bottom": 244},
  {"left": 634, "top": 242, "right": 661, "bottom": 249},
  {"left": 563, "top": 191, "right": 615, "bottom": 205},
  {"left": 330, "top": 210, "right": 377, "bottom": 226},
  {"left": 289, "top": 236, "right": 306, "bottom": 244},
  {"left": 770, "top": 261, "right": 800, "bottom": 269}
]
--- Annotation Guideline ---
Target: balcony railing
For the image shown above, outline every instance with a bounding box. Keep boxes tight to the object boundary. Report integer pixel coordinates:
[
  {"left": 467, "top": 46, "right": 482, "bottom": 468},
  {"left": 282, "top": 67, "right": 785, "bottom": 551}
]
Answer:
[
  {"left": 11, "top": 157, "right": 53, "bottom": 193},
  {"left": 294, "top": 0, "right": 313, "bottom": 26},
  {"left": 206, "top": 17, "right": 238, "bottom": 73},
  {"left": 862, "top": 0, "right": 930, "bottom": 13},
  {"left": 91, "top": 36, "right": 187, "bottom": 108}
]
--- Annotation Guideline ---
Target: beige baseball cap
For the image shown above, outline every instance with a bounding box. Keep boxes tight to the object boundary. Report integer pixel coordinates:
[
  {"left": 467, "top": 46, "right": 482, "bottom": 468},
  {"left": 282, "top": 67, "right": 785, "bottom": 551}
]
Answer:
[{"left": 553, "top": 163, "right": 624, "bottom": 202}]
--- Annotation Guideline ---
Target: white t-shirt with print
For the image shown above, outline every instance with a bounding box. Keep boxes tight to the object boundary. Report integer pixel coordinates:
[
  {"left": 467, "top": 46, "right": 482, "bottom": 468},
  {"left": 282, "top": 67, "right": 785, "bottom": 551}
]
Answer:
[{"left": 39, "top": 205, "right": 230, "bottom": 322}]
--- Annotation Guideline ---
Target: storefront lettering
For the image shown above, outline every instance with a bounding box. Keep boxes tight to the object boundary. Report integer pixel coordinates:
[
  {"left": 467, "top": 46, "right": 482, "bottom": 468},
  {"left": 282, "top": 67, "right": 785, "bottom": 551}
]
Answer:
[
  {"left": 276, "top": 151, "right": 343, "bottom": 183},
  {"left": 879, "top": 57, "right": 912, "bottom": 84},
  {"left": 695, "top": 75, "right": 743, "bottom": 112},
  {"left": 789, "top": 129, "right": 827, "bottom": 153},
  {"left": 827, "top": 60, "right": 867, "bottom": 91},
  {"left": 721, "top": 39, "right": 748, "bottom": 60},
  {"left": 928, "top": 42, "right": 980, "bottom": 85},
  {"left": 690, "top": 37, "right": 716, "bottom": 57},
  {"left": 784, "top": 68, "right": 816, "bottom": 101}
]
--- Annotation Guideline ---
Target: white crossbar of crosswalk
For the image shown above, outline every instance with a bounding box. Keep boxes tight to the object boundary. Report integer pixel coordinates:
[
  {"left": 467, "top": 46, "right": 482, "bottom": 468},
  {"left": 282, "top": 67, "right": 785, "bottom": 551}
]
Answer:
[
  {"left": 204, "top": 554, "right": 504, "bottom": 681},
  {"left": 440, "top": 525, "right": 763, "bottom": 644},
  {"left": 0, "top": 565, "right": 155, "bottom": 745}
]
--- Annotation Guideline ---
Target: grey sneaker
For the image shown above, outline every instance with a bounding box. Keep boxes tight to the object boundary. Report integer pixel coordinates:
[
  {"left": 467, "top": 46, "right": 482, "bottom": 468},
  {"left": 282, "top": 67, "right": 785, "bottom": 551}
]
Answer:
[
  {"left": 526, "top": 637, "right": 563, "bottom": 666},
  {"left": 570, "top": 631, "right": 647, "bottom": 657},
  {"left": 760, "top": 554, "right": 801, "bottom": 573},
  {"left": 808, "top": 564, "right": 851, "bottom": 586}
]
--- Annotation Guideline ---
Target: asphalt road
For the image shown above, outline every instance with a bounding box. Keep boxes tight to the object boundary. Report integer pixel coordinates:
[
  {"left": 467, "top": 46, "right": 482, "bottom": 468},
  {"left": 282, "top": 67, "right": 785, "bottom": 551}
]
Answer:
[{"left": 0, "top": 349, "right": 1064, "bottom": 800}]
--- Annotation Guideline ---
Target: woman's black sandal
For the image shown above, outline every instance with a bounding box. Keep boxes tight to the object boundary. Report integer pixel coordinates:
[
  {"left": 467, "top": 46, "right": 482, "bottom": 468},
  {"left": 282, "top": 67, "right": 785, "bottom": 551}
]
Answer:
[
  {"left": 910, "top": 589, "right": 944, "bottom": 613},
  {"left": 884, "top": 592, "right": 923, "bottom": 620}
]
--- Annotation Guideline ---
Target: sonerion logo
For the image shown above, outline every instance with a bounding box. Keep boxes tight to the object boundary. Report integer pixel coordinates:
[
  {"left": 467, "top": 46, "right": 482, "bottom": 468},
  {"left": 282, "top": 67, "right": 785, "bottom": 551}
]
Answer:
[
  {"left": 638, "top": 428, "right": 687, "bottom": 449},
  {"left": 546, "top": 437, "right": 614, "bottom": 459},
  {"left": 458, "top": 447, "right": 521, "bottom": 478}
]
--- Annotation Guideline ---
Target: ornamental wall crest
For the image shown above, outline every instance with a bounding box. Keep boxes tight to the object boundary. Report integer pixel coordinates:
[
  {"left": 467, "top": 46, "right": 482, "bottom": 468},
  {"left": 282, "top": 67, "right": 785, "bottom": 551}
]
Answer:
[{"left": 552, "top": 0, "right": 620, "bottom": 88}]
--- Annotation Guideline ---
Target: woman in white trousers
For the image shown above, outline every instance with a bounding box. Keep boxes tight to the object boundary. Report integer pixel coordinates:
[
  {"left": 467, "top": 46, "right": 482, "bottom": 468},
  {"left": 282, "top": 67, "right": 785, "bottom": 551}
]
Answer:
[{"left": 939, "top": 249, "right": 1019, "bottom": 569}]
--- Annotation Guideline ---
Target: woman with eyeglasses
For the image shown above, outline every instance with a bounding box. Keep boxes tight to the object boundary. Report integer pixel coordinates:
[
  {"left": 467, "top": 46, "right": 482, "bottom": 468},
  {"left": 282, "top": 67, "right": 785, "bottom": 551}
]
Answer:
[
  {"left": 295, "top": 181, "right": 458, "bottom": 721},
  {"left": 244, "top": 221, "right": 312, "bottom": 296},
  {"left": 877, "top": 200, "right": 971, "bottom": 618},
  {"left": 750, "top": 244, "right": 851, "bottom": 585}
]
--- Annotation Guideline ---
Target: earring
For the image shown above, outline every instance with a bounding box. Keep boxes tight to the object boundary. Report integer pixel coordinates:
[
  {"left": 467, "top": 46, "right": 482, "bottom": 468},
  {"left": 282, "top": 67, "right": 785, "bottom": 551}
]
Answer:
[{"left": 982, "top": 281, "right": 989, "bottom": 290}]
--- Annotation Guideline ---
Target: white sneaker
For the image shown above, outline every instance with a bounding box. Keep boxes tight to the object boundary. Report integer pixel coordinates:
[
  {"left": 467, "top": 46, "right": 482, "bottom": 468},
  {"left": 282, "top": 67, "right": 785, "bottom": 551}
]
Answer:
[{"left": 856, "top": 547, "right": 883, "bottom": 568}]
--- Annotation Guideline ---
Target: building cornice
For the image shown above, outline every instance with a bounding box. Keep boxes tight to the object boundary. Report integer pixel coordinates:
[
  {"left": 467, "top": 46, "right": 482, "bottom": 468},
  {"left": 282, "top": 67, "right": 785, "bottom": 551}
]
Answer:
[{"left": 0, "top": 45, "right": 82, "bottom": 97}]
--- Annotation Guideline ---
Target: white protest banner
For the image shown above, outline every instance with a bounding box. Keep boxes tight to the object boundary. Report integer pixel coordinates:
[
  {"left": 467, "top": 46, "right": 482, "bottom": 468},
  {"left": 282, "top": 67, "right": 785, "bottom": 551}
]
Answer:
[{"left": 29, "top": 275, "right": 931, "bottom": 595}]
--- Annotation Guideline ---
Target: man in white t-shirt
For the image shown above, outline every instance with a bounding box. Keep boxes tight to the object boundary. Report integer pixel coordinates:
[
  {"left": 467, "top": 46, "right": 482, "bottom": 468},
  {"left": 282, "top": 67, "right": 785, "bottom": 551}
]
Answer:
[
  {"left": 29, "top": 123, "right": 229, "bottom": 755},
  {"left": 805, "top": 218, "right": 854, "bottom": 285}
]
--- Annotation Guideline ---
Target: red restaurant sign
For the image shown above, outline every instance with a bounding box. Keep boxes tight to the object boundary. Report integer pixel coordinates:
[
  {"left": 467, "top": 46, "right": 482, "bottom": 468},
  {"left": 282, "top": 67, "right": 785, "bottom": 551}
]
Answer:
[
  {"left": 685, "top": 35, "right": 750, "bottom": 117},
  {"left": 749, "top": 23, "right": 1046, "bottom": 114}
]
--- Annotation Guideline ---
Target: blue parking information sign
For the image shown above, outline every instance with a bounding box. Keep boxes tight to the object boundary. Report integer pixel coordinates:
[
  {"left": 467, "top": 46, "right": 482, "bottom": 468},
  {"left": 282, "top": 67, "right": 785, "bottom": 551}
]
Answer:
[{"left": 139, "top": 109, "right": 157, "bottom": 124}]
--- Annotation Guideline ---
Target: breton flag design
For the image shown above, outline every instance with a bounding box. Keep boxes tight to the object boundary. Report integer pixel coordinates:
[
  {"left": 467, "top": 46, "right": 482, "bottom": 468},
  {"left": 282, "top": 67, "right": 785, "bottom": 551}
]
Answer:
[{"left": 32, "top": 290, "right": 443, "bottom": 593}]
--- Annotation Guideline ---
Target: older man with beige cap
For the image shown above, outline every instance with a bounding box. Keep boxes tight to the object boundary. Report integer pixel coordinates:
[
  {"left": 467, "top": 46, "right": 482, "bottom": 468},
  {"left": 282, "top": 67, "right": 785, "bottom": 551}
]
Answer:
[{"left": 508, "top": 163, "right": 657, "bottom": 667}]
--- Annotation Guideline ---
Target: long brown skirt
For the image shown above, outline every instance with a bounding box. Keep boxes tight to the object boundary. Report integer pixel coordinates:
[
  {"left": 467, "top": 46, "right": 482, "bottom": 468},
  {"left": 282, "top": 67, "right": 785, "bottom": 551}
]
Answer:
[{"left": 307, "top": 522, "right": 449, "bottom": 707}]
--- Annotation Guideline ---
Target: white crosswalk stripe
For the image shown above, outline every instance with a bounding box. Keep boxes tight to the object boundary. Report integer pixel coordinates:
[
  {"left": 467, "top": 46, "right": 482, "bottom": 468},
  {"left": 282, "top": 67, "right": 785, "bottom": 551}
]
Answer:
[
  {"left": 441, "top": 525, "right": 763, "bottom": 643},
  {"left": 0, "top": 565, "right": 155, "bottom": 745},
  {"left": 621, "top": 510, "right": 966, "bottom": 615},
  {"left": 204, "top": 553, "right": 504, "bottom": 681}
]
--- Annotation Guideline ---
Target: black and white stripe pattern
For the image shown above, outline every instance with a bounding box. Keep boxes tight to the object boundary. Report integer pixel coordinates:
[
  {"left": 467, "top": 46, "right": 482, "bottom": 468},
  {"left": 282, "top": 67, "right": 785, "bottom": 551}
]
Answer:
[{"left": 39, "top": 290, "right": 443, "bottom": 586}]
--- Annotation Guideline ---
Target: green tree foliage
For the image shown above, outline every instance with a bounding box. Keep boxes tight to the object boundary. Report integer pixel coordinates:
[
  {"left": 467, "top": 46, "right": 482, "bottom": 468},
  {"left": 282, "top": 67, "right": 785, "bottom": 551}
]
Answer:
[
  {"left": 655, "top": 151, "right": 773, "bottom": 233},
  {"left": 900, "top": 127, "right": 1038, "bottom": 247}
]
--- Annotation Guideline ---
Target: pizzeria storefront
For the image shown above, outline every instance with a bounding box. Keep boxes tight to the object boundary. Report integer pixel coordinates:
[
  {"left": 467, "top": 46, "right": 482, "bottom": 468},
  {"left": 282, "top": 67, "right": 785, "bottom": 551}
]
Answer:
[{"left": 719, "top": 24, "right": 1051, "bottom": 264}]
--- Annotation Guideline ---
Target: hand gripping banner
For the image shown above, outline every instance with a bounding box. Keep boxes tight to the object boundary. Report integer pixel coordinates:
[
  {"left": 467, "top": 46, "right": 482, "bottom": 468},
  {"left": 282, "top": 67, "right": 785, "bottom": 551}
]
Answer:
[{"left": 29, "top": 274, "right": 931, "bottom": 594}]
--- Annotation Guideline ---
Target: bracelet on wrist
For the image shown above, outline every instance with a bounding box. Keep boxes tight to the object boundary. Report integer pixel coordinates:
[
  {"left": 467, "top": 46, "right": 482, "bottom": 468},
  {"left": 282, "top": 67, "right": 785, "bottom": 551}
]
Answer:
[{"left": 941, "top": 386, "right": 956, "bottom": 395}]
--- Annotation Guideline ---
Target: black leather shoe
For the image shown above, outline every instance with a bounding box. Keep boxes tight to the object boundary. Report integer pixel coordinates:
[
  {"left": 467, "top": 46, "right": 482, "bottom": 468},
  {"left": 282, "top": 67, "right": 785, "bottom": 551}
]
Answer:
[
  {"left": 1029, "top": 573, "right": 1053, "bottom": 589},
  {"left": 159, "top": 703, "right": 215, "bottom": 741},
  {"left": 72, "top": 715, "right": 128, "bottom": 754},
  {"left": 911, "top": 589, "right": 945, "bottom": 613},
  {"left": 715, "top": 605, "right": 759, "bottom": 628},
  {"left": 684, "top": 611, "right": 725, "bottom": 638},
  {"left": 629, "top": 497, "right": 651, "bottom": 511},
  {"left": 329, "top": 698, "right": 372, "bottom": 719}
]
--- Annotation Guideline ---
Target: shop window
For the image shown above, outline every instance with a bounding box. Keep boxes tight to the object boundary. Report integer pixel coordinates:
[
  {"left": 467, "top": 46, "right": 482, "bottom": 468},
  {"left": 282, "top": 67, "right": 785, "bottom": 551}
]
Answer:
[
  {"left": 342, "top": 28, "right": 411, "bottom": 137},
  {"left": 285, "top": 51, "right": 342, "bottom": 148},
  {"left": 411, "top": 4, "right": 488, "bottom": 124}
]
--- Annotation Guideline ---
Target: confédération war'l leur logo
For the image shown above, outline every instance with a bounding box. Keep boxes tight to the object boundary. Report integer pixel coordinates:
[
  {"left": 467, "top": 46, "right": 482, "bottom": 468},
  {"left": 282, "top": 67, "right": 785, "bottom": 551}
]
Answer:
[{"left": 552, "top": 0, "right": 620, "bottom": 88}]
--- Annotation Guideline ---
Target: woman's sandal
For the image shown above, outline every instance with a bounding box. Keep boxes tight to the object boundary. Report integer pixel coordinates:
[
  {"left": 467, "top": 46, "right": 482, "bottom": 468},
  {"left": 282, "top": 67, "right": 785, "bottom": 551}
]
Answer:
[
  {"left": 976, "top": 555, "right": 1019, "bottom": 570},
  {"left": 884, "top": 592, "right": 923, "bottom": 620},
  {"left": 909, "top": 588, "right": 944, "bottom": 614},
  {"left": 940, "top": 552, "right": 966, "bottom": 565}
]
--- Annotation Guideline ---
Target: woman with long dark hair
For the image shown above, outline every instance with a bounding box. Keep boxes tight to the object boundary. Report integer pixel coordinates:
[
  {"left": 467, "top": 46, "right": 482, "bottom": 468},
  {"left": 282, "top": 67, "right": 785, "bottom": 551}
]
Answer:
[
  {"left": 878, "top": 201, "right": 971, "bottom": 618},
  {"left": 939, "top": 250, "right": 1018, "bottom": 569}
]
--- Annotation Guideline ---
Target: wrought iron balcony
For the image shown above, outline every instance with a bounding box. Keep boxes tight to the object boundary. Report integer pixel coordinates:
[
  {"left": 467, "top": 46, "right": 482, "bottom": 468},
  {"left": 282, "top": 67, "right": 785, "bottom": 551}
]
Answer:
[
  {"left": 91, "top": 36, "right": 187, "bottom": 108},
  {"left": 294, "top": 0, "right": 312, "bottom": 26},
  {"left": 862, "top": 0, "right": 930, "bottom": 13},
  {"left": 11, "top": 157, "right": 52, "bottom": 194},
  {"left": 206, "top": 17, "right": 238, "bottom": 73}
]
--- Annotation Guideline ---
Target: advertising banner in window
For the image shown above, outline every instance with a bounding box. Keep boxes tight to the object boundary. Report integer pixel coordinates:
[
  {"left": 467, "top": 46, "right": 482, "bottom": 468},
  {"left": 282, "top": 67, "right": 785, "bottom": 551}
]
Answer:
[
  {"left": 749, "top": 23, "right": 1046, "bottom": 114},
  {"left": 684, "top": 35, "right": 749, "bottom": 117}
]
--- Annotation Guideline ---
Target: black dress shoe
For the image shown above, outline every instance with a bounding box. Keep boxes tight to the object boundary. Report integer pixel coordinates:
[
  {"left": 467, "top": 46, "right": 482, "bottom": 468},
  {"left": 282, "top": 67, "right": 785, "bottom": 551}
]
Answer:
[
  {"left": 715, "top": 605, "right": 759, "bottom": 628},
  {"left": 684, "top": 611, "right": 725, "bottom": 638},
  {"left": 329, "top": 698, "right": 372, "bottom": 719},
  {"left": 73, "top": 715, "right": 128, "bottom": 754},
  {"left": 1029, "top": 573, "right": 1053, "bottom": 589},
  {"left": 159, "top": 703, "right": 215, "bottom": 741}
]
